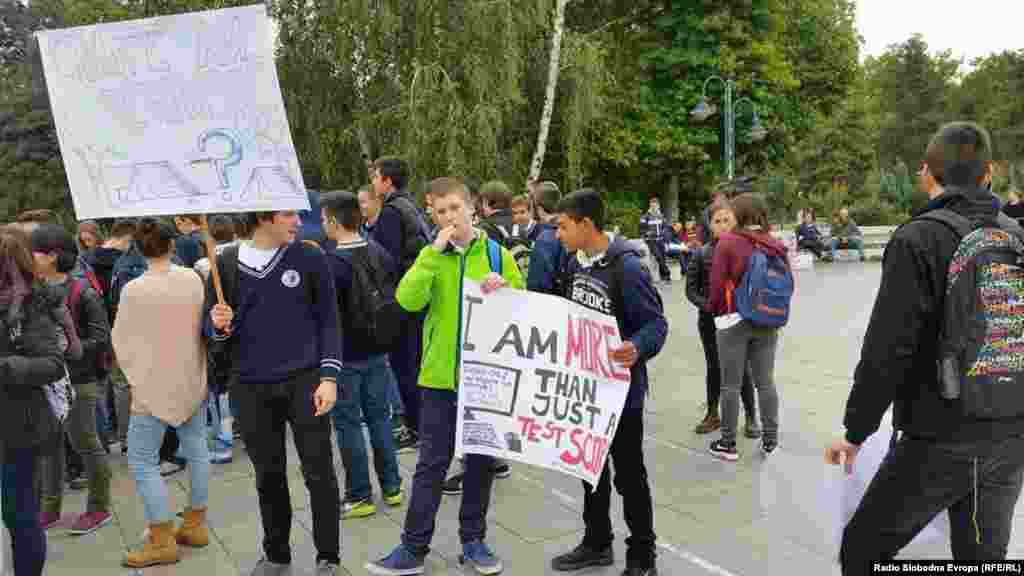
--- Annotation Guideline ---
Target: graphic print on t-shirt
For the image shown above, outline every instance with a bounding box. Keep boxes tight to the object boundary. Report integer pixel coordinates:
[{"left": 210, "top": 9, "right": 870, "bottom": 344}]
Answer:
[{"left": 568, "top": 272, "right": 615, "bottom": 317}]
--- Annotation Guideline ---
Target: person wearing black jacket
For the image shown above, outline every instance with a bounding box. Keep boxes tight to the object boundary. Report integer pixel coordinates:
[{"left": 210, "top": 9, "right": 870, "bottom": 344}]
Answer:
[
  {"left": 684, "top": 203, "right": 758, "bottom": 437},
  {"left": 0, "top": 225, "right": 65, "bottom": 576},
  {"left": 31, "top": 225, "right": 114, "bottom": 536},
  {"left": 827, "top": 122, "right": 1024, "bottom": 570}
]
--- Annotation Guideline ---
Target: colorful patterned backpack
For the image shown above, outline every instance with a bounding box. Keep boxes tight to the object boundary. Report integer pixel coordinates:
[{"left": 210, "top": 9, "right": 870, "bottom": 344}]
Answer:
[{"left": 922, "top": 209, "right": 1024, "bottom": 418}]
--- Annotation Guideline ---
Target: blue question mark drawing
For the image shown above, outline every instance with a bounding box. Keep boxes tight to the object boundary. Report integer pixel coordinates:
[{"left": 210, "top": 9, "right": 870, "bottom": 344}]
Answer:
[{"left": 192, "top": 129, "right": 243, "bottom": 201}]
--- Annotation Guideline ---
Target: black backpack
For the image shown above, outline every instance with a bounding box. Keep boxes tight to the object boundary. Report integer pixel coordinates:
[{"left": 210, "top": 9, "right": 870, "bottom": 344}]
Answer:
[
  {"left": 384, "top": 193, "right": 433, "bottom": 271},
  {"left": 919, "top": 209, "right": 1024, "bottom": 418},
  {"left": 481, "top": 220, "right": 533, "bottom": 278},
  {"left": 340, "top": 243, "right": 403, "bottom": 353}
]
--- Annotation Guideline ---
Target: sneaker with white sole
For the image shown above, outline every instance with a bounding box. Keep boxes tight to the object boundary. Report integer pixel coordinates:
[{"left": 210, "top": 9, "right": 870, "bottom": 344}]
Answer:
[
  {"left": 341, "top": 498, "right": 376, "bottom": 519},
  {"left": 70, "top": 511, "right": 113, "bottom": 535},
  {"left": 709, "top": 439, "right": 739, "bottom": 462},
  {"left": 460, "top": 540, "right": 503, "bottom": 575},
  {"left": 365, "top": 544, "right": 424, "bottom": 575}
]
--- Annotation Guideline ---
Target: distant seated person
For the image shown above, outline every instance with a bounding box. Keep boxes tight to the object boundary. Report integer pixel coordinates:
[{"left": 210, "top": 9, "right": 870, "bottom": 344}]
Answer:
[
  {"left": 1002, "top": 188, "right": 1024, "bottom": 224},
  {"left": 829, "top": 207, "right": 865, "bottom": 262},
  {"left": 794, "top": 209, "right": 825, "bottom": 259}
]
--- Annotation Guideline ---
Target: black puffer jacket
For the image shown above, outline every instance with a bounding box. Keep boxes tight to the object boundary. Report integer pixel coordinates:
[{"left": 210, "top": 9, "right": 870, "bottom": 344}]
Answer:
[
  {"left": 685, "top": 242, "right": 714, "bottom": 312},
  {"left": 844, "top": 187, "right": 1024, "bottom": 445},
  {"left": 53, "top": 278, "right": 110, "bottom": 385},
  {"left": 0, "top": 286, "right": 65, "bottom": 451}
]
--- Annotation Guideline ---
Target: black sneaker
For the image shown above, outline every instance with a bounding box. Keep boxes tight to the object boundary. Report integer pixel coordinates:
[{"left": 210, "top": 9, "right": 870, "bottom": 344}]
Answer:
[
  {"left": 552, "top": 543, "right": 614, "bottom": 571},
  {"left": 442, "top": 473, "right": 464, "bottom": 495},
  {"left": 394, "top": 430, "right": 419, "bottom": 454},
  {"left": 761, "top": 437, "right": 778, "bottom": 456},
  {"left": 493, "top": 462, "right": 511, "bottom": 478},
  {"left": 622, "top": 567, "right": 658, "bottom": 576},
  {"left": 709, "top": 439, "right": 738, "bottom": 462}
]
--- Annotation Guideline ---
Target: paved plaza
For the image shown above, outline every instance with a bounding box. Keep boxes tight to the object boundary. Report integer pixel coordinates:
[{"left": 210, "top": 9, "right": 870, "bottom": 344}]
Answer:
[{"left": 21, "top": 262, "right": 1024, "bottom": 575}]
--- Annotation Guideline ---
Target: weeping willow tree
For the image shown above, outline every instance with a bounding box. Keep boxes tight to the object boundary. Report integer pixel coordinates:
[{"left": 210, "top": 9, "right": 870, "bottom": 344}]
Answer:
[{"left": 270, "top": 0, "right": 610, "bottom": 193}]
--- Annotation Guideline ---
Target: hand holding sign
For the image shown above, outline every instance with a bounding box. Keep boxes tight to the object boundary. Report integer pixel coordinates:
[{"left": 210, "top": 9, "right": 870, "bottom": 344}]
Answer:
[
  {"left": 210, "top": 304, "right": 234, "bottom": 333},
  {"left": 480, "top": 273, "right": 508, "bottom": 295},
  {"left": 610, "top": 341, "right": 639, "bottom": 368}
]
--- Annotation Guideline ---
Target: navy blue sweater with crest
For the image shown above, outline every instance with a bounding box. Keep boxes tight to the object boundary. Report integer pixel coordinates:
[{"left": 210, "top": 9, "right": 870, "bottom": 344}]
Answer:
[{"left": 206, "top": 241, "right": 342, "bottom": 385}]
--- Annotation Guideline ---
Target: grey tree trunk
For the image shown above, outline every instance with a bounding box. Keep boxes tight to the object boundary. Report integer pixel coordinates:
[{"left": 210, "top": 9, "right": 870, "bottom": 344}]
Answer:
[{"left": 528, "top": 0, "right": 569, "bottom": 182}]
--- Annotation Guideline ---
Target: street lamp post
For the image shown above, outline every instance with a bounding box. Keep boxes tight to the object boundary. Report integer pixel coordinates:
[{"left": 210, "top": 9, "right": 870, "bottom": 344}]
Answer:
[{"left": 691, "top": 76, "right": 766, "bottom": 180}]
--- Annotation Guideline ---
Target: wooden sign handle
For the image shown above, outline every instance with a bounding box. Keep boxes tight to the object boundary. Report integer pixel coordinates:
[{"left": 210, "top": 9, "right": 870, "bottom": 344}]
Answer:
[{"left": 200, "top": 214, "right": 226, "bottom": 305}]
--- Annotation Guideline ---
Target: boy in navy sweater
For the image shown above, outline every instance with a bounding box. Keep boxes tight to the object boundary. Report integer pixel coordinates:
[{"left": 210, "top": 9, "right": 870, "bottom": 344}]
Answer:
[
  {"left": 320, "top": 191, "right": 404, "bottom": 521},
  {"left": 526, "top": 181, "right": 569, "bottom": 296},
  {"left": 550, "top": 189, "right": 668, "bottom": 576},
  {"left": 207, "top": 210, "right": 342, "bottom": 576}
]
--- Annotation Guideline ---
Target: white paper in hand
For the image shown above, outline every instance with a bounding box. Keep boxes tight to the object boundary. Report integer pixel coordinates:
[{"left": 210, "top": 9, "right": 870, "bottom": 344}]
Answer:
[{"left": 714, "top": 312, "right": 742, "bottom": 331}]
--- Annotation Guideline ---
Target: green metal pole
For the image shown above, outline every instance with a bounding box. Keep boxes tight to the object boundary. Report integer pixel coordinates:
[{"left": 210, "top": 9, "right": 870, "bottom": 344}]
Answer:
[{"left": 725, "top": 79, "right": 734, "bottom": 181}]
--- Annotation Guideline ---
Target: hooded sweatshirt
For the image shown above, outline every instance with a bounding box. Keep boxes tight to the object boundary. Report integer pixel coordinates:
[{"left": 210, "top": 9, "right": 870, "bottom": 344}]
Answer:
[
  {"left": 562, "top": 235, "right": 668, "bottom": 411},
  {"left": 707, "top": 229, "right": 791, "bottom": 317}
]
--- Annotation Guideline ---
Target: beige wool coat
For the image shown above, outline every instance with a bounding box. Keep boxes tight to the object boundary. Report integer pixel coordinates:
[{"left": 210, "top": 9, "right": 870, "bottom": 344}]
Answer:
[{"left": 112, "top": 264, "right": 208, "bottom": 426}]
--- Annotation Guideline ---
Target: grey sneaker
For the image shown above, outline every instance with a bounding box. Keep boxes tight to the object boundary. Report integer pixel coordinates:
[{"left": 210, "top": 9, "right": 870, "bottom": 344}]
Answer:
[
  {"left": 249, "top": 558, "right": 291, "bottom": 576},
  {"left": 316, "top": 560, "right": 339, "bottom": 574}
]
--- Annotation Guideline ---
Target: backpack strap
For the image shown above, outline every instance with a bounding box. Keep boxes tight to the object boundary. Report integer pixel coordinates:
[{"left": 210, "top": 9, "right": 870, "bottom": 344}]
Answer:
[
  {"left": 914, "top": 208, "right": 974, "bottom": 240},
  {"left": 67, "top": 278, "right": 85, "bottom": 334},
  {"left": 487, "top": 238, "right": 502, "bottom": 276}
]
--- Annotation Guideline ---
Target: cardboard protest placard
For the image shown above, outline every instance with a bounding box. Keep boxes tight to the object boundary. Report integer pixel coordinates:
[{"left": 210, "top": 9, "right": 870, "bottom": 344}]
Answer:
[
  {"left": 457, "top": 281, "right": 630, "bottom": 485},
  {"left": 35, "top": 5, "right": 309, "bottom": 220}
]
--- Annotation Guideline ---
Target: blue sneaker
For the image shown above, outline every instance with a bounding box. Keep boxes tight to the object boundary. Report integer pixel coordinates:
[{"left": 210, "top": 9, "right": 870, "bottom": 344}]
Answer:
[
  {"left": 365, "top": 544, "right": 424, "bottom": 575},
  {"left": 459, "top": 540, "right": 503, "bottom": 575}
]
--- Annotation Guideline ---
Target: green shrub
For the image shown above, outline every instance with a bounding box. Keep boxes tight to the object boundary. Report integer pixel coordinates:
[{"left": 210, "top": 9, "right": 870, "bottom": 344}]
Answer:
[
  {"left": 848, "top": 200, "right": 909, "bottom": 226},
  {"left": 606, "top": 197, "right": 644, "bottom": 238}
]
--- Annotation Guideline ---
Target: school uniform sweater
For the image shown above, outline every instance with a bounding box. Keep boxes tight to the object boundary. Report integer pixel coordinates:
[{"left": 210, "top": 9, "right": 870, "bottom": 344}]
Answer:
[{"left": 207, "top": 241, "right": 342, "bottom": 385}]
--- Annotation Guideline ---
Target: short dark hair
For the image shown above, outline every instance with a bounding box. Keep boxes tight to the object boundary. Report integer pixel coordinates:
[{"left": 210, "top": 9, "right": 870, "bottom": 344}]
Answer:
[
  {"left": 110, "top": 218, "right": 137, "bottom": 239},
  {"left": 481, "top": 181, "right": 512, "bottom": 210},
  {"left": 373, "top": 157, "right": 409, "bottom": 191},
  {"left": 924, "top": 121, "right": 993, "bottom": 188},
  {"left": 246, "top": 212, "right": 277, "bottom": 231},
  {"left": 557, "top": 188, "right": 606, "bottom": 231},
  {"left": 730, "top": 193, "right": 770, "bottom": 230},
  {"left": 233, "top": 214, "right": 252, "bottom": 239},
  {"left": 30, "top": 224, "right": 78, "bottom": 273},
  {"left": 134, "top": 218, "right": 176, "bottom": 258},
  {"left": 208, "top": 215, "right": 236, "bottom": 244},
  {"left": 534, "top": 181, "right": 561, "bottom": 214},
  {"left": 427, "top": 177, "right": 471, "bottom": 201},
  {"left": 320, "top": 191, "right": 362, "bottom": 231},
  {"left": 16, "top": 209, "right": 56, "bottom": 224}
]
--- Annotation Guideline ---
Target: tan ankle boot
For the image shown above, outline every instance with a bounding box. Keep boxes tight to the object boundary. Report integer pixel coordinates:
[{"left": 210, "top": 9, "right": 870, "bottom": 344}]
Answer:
[
  {"left": 175, "top": 507, "right": 210, "bottom": 548},
  {"left": 123, "top": 521, "right": 179, "bottom": 568},
  {"left": 695, "top": 405, "right": 721, "bottom": 434}
]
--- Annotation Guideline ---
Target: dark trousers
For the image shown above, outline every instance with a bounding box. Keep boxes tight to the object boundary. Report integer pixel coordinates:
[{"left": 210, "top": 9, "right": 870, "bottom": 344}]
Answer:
[
  {"left": 798, "top": 238, "right": 824, "bottom": 259},
  {"left": 159, "top": 427, "right": 179, "bottom": 462},
  {"left": 3, "top": 446, "right": 46, "bottom": 576},
  {"left": 582, "top": 407, "right": 656, "bottom": 569},
  {"left": 235, "top": 370, "right": 341, "bottom": 565},
  {"left": 402, "top": 389, "right": 495, "bottom": 555},
  {"left": 697, "top": 312, "right": 755, "bottom": 413},
  {"left": 841, "top": 433, "right": 1024, "bottom": 574},
  {"left": 645, "top": 240, "right": 671, "bottom": 282},
  {"left": 389, "top": 312, "right": 424, "bottom": 435}
]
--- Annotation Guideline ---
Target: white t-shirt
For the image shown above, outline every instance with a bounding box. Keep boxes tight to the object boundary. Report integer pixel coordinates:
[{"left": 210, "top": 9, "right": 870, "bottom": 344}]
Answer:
[{"left": 238, "top": 241, "right": 279, "bottom": 272}]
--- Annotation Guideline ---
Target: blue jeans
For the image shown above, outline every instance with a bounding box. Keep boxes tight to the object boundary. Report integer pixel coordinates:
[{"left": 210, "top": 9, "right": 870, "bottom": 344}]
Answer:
[
  {"left": 208, "top": 392, "right": 233, "bottom": 451},
  {"left": 128, "top": 404, "right": 210, "bottom": 523},
  {"left": 386, "top": 356, "right": 405, "bottom": 421},
  {"left": 331, "top": 355, "right": 402, "bottom": 501},
  {"left": 3, "top": 447, "right": 46, "bottom": 576},
  {"left": 402, "top": 389, "right": 495, "bottom": 555}
]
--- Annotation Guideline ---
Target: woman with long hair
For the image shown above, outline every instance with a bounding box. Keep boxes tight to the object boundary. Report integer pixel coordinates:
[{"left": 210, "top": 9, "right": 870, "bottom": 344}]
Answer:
[
  {"left": 0, "top": 225, "right": 66, "bottom": 576},
  {"left": 706, "top": 194, "right": 788, "bottom": 461},
  {"left": 112, "top": 218, "right": 210, "bottom": 568}
]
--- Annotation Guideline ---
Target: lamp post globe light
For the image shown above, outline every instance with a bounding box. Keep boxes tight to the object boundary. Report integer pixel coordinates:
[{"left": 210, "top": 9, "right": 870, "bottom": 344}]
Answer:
[{"left": 690, "top": 75, "right": 768, "bottom": 179}]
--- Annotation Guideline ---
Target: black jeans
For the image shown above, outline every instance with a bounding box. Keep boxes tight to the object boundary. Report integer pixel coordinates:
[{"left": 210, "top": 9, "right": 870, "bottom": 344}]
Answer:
[
  {"left": 645, "top": 240, "right": 671, "bottom": 282},
  {"left": 582, "top": 406, "right": 656, "bottom": 569},
  {"left": 841, "top": 433, "right": 1024, "bottom": 574},
  {"left": 797, "top": 238, "right": 824, "bottom": 259},
  {"left": 697, "top": 312, "right": 755, "bottom": 414},
  {"left": 402, "top": 389, "right": 495, "bottom": 555},
  {"left": 235, "top": 370, "right": 341, "bottom": 565},
  {"left": 389, "top": 311, "right": 423, "bottom": 436}
]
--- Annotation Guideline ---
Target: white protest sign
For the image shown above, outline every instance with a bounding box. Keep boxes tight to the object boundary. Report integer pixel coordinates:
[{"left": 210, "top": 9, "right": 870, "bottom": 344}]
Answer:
[
  {"left": 36, "top": 5, "right": 309, "bottom": 220},
  {"left": 457, "top": 281, "right": 630, "bottom": 485}
]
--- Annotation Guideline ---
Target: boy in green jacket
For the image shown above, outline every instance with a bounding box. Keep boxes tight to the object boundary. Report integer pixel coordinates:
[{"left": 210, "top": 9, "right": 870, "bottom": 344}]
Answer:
[{"left": 366, "top": 177, "right": 523, "bottom": 576}]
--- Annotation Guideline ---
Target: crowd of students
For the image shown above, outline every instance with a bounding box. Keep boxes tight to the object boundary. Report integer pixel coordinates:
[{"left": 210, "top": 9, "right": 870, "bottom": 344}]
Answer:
[{"left": 4, "top": 122, "right": 1024, "bottom": 576}]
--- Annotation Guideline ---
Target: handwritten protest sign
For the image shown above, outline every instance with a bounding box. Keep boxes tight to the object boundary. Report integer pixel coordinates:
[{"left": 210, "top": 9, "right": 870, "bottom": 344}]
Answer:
[
  {"left": 36, "top": 5, "right": 309, "bottom": 219},
  {"left": 457, "top": 281, "right": 630, "bottom": 485}
]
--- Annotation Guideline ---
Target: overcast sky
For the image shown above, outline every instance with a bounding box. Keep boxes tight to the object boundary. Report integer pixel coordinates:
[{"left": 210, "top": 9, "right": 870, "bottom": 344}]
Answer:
[{"left": 856, "top": 0, "right": 1023, "bottom": 66}]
